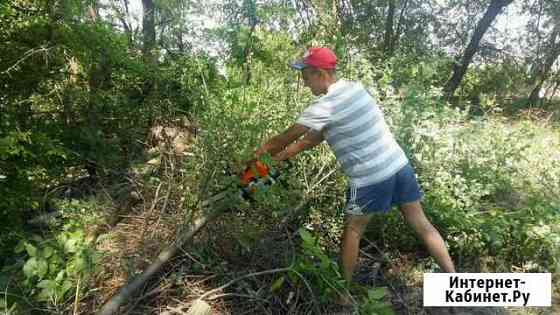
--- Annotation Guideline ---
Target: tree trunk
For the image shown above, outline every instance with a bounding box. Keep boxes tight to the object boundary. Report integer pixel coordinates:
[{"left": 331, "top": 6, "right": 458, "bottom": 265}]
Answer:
[
  {"left": 443, "top": 0, "right": 513, "bottom": 101},
  {"left": 62, "top": 56, "right": 79, "bottom": 127},
  {"left": 176, "top": 30, "right": 185, "bottom": 53},
  {"left": 242, "top": 0, "right": 257, "bottom": 85},
  {"left": 393, "top": 0, "right": 409, "bottom": 51},
  {"left": 86, "top": 0, "right": 111, "bottom": 181},
  {"left": 550, "top": 78, "right": 560, "bottom": 99},
  {"left": 528, "top": 23, "right": 560, "bottom": 105},
  {"left": 142, "top": 0, "right": 156, "bottom": 65},
  {"left": 115, "top": 0, "right": 133, "bottom": 46},
  {"left": 383, "top": 0, "right": 396, "bottom": 56}
]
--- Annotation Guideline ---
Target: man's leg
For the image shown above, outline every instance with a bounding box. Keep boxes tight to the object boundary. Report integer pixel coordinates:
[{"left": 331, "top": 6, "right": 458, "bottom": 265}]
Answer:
[
  {"left": 399, "top": 201, "right": 456, "bottom": 273},
  {"left": 340, "top": 214, "right": 373, "bottom": 282}
]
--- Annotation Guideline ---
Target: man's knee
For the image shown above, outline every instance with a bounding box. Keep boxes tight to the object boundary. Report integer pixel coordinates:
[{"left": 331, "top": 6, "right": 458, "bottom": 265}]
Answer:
[{"left": 399, "top": 201, "right": 434, "bottom": 235}]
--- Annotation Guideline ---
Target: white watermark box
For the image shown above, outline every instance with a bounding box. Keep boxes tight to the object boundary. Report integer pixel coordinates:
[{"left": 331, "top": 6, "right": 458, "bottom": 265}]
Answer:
[{"left": 423, "top": 273, "right": 551, "bottom": 307}]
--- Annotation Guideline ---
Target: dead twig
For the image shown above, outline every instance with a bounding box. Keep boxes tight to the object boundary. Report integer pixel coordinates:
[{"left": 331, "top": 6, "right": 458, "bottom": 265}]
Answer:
[
  {"left": 199, "top": 267, "right": 291, "bottom": 300},
  {"left": 139, "top": 182, "right": 162, "bottom": 241},
  {"left": 206, "top": 293, "right": 271, "bottom": 304},
  {"left": 124, "top": 282, "right": 172, "bottom": 315},
  {"left": 286, "top": 269, "right": 321, "bottom": 314},
  {"left": 2, "top": 45, "right": 54, "bottom": 76},
  {"left": 73, "top": 276, "right": 81, "bottom": 315},
  {"left": 149, "top": 181, "right": 174, "bottom": 239}
]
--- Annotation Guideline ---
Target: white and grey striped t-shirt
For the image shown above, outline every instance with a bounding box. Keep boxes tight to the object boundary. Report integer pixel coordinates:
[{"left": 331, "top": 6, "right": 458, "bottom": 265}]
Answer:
[{"left": 296, "top": 80, "right": 408, "bottom": 188}]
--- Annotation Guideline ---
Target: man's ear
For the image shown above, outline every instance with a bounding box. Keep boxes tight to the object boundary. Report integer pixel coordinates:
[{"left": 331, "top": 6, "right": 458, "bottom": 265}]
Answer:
[{"left": 318, "top": 69, "right": 330, "bottom": 79}]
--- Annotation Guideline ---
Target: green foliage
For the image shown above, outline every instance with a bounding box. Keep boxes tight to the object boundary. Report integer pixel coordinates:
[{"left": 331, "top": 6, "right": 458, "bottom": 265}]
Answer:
[
  {"left": 291, "top": 228, "right": 347, "bottom": 303},
  {"left": 0, "top": 0, "right": 216, "bottom": 279},
  {"left": 458, "top": 60, "right": 531, "bottom": 112},
  {"left": 1, "top": 0, "right": 560, "bottom": 313},
  {"left": 0, "top": 130, "right": 69, "bottom": 266},
  {"left": 6, "top": 199, "right": 100, "bottom": 309},
  {"left": 192, "top": 37, "right": 307, "bottom": 207},
  {"left": 288, "top": 229, "right": 394, "bottom": 313},
  {"left": 386, "top": 54, "right": 454, "bottom": 92},
  {"left": 360, "top": 287, "right": 394, "bottom": 315},
  {"left": 377, "top": 85, "right": 560, "bottom": 271}
]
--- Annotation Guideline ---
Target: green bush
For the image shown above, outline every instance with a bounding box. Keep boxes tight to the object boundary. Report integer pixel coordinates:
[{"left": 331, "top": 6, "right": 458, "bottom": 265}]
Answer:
[
  {"left": 377, "top": 85, "right": 560, "bottom": 272},
  {"left": 3, "top": 199, "right": 100, "bottom": 312},
  {"left": 0, "top": 131, "right": 69, "bottom": 266}
]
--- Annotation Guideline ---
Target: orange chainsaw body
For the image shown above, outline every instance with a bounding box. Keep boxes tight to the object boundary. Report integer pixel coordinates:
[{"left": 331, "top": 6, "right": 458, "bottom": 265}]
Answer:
[{"left": 241, "top": 161, "right": 269, "bottom": 186}]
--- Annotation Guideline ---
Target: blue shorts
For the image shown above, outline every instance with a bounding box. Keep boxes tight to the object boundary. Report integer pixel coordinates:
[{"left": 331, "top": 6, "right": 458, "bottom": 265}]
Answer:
[{"left": 344, "top": 162, "right": 423, "bottom": 215}]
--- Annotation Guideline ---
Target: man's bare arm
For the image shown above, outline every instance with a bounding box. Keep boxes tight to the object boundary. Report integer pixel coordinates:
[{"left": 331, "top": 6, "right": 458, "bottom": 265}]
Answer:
[
  {"left": 255, "top": 124, "right": 309, "bottom": 158},
  {"left": 272, "top": 129, "right": 324, "bottom": 162}
]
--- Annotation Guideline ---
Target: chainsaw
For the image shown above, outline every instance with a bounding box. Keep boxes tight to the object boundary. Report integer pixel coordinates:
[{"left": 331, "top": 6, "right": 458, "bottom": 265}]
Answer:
[{"left": 200, "top": 160, "right": 285, "bottom": 208}]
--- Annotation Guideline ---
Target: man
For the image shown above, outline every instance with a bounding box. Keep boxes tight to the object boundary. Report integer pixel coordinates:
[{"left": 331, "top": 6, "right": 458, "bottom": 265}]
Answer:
[{"left": 253, "top": 47, "right": 455, "bottom": 291}]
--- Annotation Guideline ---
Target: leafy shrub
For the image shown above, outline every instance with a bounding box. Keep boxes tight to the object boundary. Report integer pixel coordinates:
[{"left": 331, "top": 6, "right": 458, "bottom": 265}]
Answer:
[
  {"left": 0, "top": 131, "right": 69, "bottom": 266},
  {"left": 291, "top": 228, "right": 347, "bottom": 303},
  {"left": 290, "top": 229, "right": 394, "bottom": 314},
  {"left": 2, "top": 199, "right": 100, "bottom": 312},
  {"left": 375, "top": 85, "right": 560, "bottom": 272}
]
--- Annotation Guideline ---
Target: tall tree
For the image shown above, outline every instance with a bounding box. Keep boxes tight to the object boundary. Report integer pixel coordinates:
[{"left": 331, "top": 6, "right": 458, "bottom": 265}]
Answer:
[
  {"left": 338, "top": 0, "right": 434, "bottom": 60},
  {"left": 111, "top": 0, "right": 134, "bottom": 46},
  {"left": 528, "top": 22, "right": 560, "bottom": 105},
  {"left": 383, "top": 0, "right": 396, "bottom": 56},
  {"left": 443, "top": 0, "right": 513, "bottom": 101},
  {"left": 393, "top": 0, "right": 409, "bottom": 51},
  {"left": 142, "top": 0, "right": 156, "bottom": 65}
]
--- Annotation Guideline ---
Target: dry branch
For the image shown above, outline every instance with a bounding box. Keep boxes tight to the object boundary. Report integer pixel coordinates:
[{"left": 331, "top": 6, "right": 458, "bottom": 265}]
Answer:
[
  {"left": 1, "top": 46, "right": 54, "bottom": 76},
  {"left": 98, "top": 160, "right": 335, "bottom": 314},
  {"left": 97, "top": 205, "right": 228, "bottom": 315}
]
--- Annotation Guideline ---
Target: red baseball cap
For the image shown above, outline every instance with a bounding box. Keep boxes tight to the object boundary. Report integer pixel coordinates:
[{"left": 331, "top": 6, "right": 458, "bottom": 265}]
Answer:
[{"left": 290, "top": 47, "right": 337, "bottom": 70}]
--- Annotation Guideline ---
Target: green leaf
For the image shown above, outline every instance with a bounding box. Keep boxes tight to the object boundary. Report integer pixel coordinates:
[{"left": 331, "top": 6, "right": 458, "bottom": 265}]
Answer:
[
  {"left": 37, "top": 288, "right": 53, "bottom": 302},
  {"left": 298, "top": 228, "right": 314, "bottom": 245},
  {"left": 270, "top": 276, "right": 285, "bottom": 292},
  {"left": 37, "top": 279, "right": 55, "bottom": 289},
  {"left": 37, "top": 279, "right": 59, "bottom": 302},
  {"left": 43, "top": 246, "right": 54, "bottom": 258},
  {"left": 74, "top": 256, "right": 86, "bottom": 272},
  {"left": 319, "top": 256, "right": 330, "bottom": 270},
  {"left": 23, "top": 257, "right": 38, "bottom": 278},
  {"left": 259, "top": 153, "right": 273, "bottom": 167},
  {"left": 36, "top": 258, "right": 49, "bottom": 278},
  {"left": 14, "top": 240, "right": 26, "bottom": 254},
  {"left": 64, "top": 238, "right": 78, "bottom": 253},
  {"left": 55, "top": 269, "right": 65, "bottom": 281},
  {"left": 368, "top": 287, "right": 387, "bottom": 300},
  {"left": 25, "top": 243, "right": 37, "bottom": 257},
  {"left": 59, "top": 280, "right": 74, "bottom": 299}
]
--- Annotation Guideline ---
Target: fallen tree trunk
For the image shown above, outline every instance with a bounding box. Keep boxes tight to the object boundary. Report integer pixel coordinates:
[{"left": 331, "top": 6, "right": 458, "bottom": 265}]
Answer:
[
  {"left": 98, "top": 165, "right": 336, "bottom": 314},
  {"left": 98, "top": 206, "right": 226, "bottom": 315},
  {"left": 98, "top": 199, "right": 311, "bottom": 315}
]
